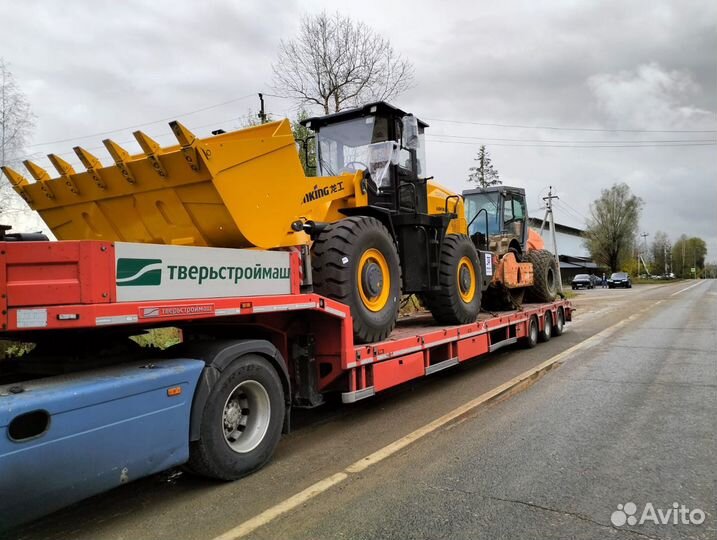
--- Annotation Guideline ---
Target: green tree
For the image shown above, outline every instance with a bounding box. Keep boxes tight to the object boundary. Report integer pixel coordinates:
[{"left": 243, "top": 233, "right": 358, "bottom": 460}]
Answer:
[
  {"left": 583, "top": 183, "right": 643, "bottom": 272},
  {"left": 467, "top": 145, "right": 501, "bottom": 188},
  {"left": 672, "top": 235, "right": 707, "bottom": 277},
  {"left": 236, "top": 108, "right": 273, "bottom": 128},
  {"left": 291, "top": 109, "right": 316, "bottom": 176}
]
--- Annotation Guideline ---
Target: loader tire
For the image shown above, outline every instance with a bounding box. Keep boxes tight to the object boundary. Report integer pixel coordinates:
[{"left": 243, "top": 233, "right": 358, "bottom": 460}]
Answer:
[
  {"left": 312, "top": 216, "right": 401, "bottom": 343},
  {"left": 526, "top": 249, "right": 559, "bottom": 302},
  {"left": 423, "top": 235, "right": 482, "bottom": 325}
]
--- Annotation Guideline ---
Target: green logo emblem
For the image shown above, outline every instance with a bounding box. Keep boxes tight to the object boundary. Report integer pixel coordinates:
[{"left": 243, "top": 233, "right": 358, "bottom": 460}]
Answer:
[{"left": 116, "top": 258, "right": 162, "bottom": 287}]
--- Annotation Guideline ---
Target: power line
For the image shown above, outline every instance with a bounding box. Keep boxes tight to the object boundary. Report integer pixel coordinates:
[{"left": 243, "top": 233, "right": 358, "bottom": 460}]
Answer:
[
  {"left": 28, "top": 93, "right": 257, "bottom": 148},
  {"left": 554, "top": 201, "right": 586, "bottom": 224},
  {"left": 426, "top": 133, "right": 715, "bottom": 144},
  {"left": 426, "top": 138, "right": 716, "bottom": 148},
  {"left": 424, "top": 116, "right": 717, "bottom": 134},
  {"left": 16, "top": 111, "right": 276, "bottom": 168},
  {"left": 557, "top": 198, "right": 588, "bottom": 221}
]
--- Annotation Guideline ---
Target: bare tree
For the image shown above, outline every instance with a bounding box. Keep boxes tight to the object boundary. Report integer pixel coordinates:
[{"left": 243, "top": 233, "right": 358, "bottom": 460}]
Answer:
[
  {"left": 272, "top": 12, "right": 414, "bottom": 114},
  {"left": 1, "top": 58, "right": 34, "bottom": 215},
  {"left": 467, "top": 145, "right": 501, "bottom": 188},
  {"left": 583, "top": 183, "right": 643, "bottom": 272}
]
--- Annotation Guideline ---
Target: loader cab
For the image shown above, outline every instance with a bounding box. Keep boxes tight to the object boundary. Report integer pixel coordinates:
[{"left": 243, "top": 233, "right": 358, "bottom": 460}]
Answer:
[
  {"left": 464, "top": 186, "right": 528, "bottom": 256},
  {"left": 301, "top": 102, "right": 429, "bottom": 213},
  {"left": 303, "top": 102, "right": 458, "bottom": 295}
]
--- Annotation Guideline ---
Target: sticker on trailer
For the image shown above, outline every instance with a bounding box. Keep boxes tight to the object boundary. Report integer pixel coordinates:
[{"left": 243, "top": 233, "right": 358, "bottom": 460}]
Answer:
[
  {"left": 17, "top": 309, "right": 48, "bottom": 328},
  {"left": 114, "top": 243, "right": 292, "bottom": 302},
  {"left": 484, "top": 253, "right": 493, "bottom": 276},
  {"left": 140, "top": 304, "right": 215, "bottom": 319}
]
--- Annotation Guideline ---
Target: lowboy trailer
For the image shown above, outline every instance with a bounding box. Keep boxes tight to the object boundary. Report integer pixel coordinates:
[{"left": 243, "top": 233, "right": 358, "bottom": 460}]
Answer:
[{"left": 0, "top": 239, "right": 571, "bottom": 528}]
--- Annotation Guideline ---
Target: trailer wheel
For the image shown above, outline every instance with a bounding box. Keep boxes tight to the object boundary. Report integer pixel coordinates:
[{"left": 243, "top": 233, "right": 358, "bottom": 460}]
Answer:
[
  {"left": 526, "top": 249, "right": 559, "bottom": 302},
  {"left": 423, "top": 235, "right": 482, "bottom": 324},
  {"left": 554, "top": 308, "right": 565, "bottom": 336},
  {"left": 524, "top": 316, "right": 539, "bottom": 348},
  {"left": 312, "top": 216, "right": 401, "bottom": 343},
  {"left": 188, "top": 354, "right": 284, "bottom": 480},
  {"left": 539, "top": 311, "right": 553, "bottom": 342}
]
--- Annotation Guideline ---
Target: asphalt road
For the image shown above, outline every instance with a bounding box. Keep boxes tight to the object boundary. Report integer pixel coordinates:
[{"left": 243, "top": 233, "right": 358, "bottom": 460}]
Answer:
[{"left": 9, "top": 281, "right": 715, "bottom": 540}]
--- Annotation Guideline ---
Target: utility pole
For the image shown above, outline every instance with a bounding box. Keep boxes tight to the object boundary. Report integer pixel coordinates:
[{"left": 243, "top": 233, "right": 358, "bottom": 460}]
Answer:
[
  {"left": 640, "top": 232, "right": 649, "bottom": 277},
  {"left": 258, "top": 93, "right": 267, "bottom": 124},
  {"left": 539, "top": 186, "right": 562, "bottom": 292}
]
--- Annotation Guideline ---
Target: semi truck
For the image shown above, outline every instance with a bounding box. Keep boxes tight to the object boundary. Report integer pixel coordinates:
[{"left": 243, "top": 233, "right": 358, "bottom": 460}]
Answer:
[
  {"left": 0, "top": 101, "right": 570, "bottom": 528},
  {"left": 0, "top": 234, "right": 570, "bottom": 528}
]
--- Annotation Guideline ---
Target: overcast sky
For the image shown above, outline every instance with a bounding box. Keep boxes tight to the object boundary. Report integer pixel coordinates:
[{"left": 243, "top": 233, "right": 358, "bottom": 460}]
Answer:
[{"left": 2, "top": 0, "right": 716, "bottom": 258}]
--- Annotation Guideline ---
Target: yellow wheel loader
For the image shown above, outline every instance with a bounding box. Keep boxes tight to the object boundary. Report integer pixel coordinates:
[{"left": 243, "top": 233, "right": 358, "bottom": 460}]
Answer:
[{"left": 2, "top": 101, "right": 557, "bottom": 343}]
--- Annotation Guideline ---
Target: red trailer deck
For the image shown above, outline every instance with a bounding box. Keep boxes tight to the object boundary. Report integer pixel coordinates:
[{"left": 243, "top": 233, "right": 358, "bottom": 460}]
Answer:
[
  {"left": 1, "top": 239, "right": 571, "bottom": 404},
  {"left": 1, "top": 239, "right": 571, "bottom": 526}
]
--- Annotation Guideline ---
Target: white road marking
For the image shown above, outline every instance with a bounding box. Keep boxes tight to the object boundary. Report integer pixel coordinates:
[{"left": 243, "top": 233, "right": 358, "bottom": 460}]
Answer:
[
  {"left": 670, "top": 280, "right": 705, "bottom": 296},
  {"left": 212, "top": 473, "right": 348, "bottom": 540},
  {"left": 212, "top": 298, "right": 666, "bottom": 540}
]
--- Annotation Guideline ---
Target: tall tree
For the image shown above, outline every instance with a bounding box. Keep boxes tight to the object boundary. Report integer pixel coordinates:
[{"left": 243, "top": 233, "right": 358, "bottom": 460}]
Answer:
[
  {"left": 0, "top": 58, "right": 34, "bottom": 215},
  {"left": 672, "top": 235, "right": 707, "bottom": 277},
  {"left": 272, "top": 12, "right": 414, "bottom": 114},
  {"left": 583, "top": 183, "right": 643, "bottom": 272},
  {"left": 467, "top": 145, "right": 501, "bottom": 188},
  {"left": 649, "top": 231, "right": 670, "bottom": 275}
]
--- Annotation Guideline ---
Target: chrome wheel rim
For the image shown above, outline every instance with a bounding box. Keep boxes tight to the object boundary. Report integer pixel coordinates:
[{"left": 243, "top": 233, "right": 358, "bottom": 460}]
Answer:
[{"left": 222, "top": 380, "right": 271, "bottom": 454}]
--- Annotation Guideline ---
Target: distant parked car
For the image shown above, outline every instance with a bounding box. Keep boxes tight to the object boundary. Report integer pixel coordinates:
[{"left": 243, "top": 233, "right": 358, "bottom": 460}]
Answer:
[
  {"left": 572, "top": 274, "right": 594, "bottom": 290},
  {"left": 608, "top": 272, "right": 632, "bottom": 288}
]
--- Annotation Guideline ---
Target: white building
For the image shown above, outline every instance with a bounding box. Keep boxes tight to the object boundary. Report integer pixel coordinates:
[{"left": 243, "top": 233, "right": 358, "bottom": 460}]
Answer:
[{"left": 528, "top": 218, "right": 603, "bottom": 282}]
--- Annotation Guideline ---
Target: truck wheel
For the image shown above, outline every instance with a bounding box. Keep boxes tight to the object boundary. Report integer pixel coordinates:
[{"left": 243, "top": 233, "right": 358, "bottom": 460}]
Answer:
[
  {"left": 423, "top": 235, "right": 482, "bottom": 324},
  {"left": 554, "top": 308, "right": 565, "bottom": 336},
  {"left": 524, "top": 315, "right": 539, "bottom": 348},
  {"left": 526, "top": 249, "right": 559, "bottom": 302},
  {"left": 312, "top": 216, "right": 401, "bottom": 343},
  {"left": 188, "top": 354, "right": 284, "bottom": 480},
  {"left": 539, "top": 311, "right": 553, "bottom": 342}
]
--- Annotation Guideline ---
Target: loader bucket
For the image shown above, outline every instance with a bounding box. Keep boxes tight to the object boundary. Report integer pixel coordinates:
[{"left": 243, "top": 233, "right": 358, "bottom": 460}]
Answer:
[{"left": 2, "top": 119, "right": 316, "bottom": 249}]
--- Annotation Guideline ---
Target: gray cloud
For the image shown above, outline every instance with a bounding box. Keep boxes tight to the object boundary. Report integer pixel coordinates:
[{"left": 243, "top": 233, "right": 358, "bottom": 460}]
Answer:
[{"left": 2, "top": 0, "right": 716, "bottom": 256}]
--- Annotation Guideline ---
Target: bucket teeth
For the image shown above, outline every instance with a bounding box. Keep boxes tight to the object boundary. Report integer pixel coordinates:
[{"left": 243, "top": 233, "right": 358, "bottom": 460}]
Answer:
[
  {"left": 133, "top": 130, "right": 167, "bottom": 177},
  {"left": 48, "top": 154, "right": 80, "bottom": 195},
  {"left": 47, "top": 154, "right": 76, "bottom": 176},
  {"left": 23, "top": 160, "right": 51, "bottom": 181},
  {"left": 0, "top": 166, "right": 33, "bottom": 203},
  {"left": 169, "top": 121, "right": 196, "bottom": 146},
  {"left": 103, "top": 138, "right": 137, "bottom": 184},
  {"left": 73, "top": 146, "right": 106, "bottom": 190},
  {"left": 1, "top": 166, "right": 29, "bottom": 187},
  {"left": 170, "top": 121, "right": 200, "bottom": 172},
  {"left": 73, "top": 146, "right": 102, "bottom": 170},
  {"left": 23, "top": 160, "right": 55, "bottom": 199}
]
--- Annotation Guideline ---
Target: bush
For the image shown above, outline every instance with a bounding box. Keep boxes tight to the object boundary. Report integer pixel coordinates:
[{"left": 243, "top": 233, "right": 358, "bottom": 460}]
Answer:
[
  {"left": 130, "top": 328, "right": 182, "bottom": 350},
  {"left": 0, "top": 340, "right": 34, "bottom": 360}
]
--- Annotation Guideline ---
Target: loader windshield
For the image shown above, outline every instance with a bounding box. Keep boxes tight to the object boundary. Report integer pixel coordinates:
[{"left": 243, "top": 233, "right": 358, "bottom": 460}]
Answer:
[{"left": 316, "top": 116, "right": 390, "bottom": 177}]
